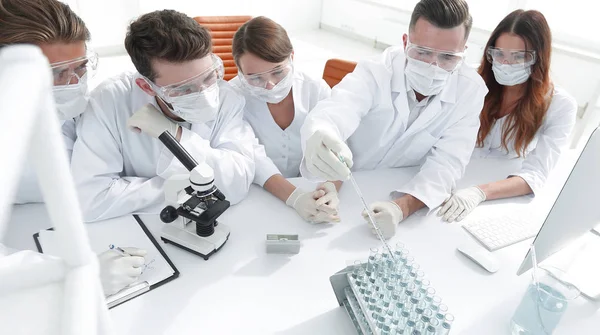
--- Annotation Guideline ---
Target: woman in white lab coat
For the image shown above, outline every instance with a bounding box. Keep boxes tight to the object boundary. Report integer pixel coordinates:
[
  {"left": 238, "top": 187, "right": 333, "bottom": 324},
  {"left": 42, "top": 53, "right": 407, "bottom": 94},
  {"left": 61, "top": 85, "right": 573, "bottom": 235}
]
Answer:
[
  {"left": 0, "top": 0, "right": 97, "bottom": 204},
  {"left": 439, "top": 10, "right": 578, "bottom": 222},
  {"left": 229, "top": 16, "right": 340, "bottom": 223}
]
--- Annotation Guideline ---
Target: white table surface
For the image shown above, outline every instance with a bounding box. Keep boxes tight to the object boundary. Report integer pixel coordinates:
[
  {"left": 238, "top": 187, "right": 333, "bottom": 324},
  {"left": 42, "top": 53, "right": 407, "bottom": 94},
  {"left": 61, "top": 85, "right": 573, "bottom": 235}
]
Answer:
[{"left": 5, "top": 153, "right": 600, "bottom": 335}]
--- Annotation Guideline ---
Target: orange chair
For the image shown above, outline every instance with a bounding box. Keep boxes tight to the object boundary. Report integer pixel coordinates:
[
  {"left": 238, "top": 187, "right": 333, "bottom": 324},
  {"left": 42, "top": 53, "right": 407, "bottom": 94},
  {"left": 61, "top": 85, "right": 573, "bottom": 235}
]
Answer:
[
  {"left": 322, "top": 58, "right": 357, "bottom": 88},
  {"left": 193, "top": 16, "right": 252, "bottom": 81}
]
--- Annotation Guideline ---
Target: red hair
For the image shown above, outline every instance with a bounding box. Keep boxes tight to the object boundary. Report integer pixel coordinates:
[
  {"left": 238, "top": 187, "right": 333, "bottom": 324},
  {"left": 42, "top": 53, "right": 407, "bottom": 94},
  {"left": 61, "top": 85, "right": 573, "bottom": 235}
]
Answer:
[{"left": 477, "top": 10, "right": 553, "bottom": 156}]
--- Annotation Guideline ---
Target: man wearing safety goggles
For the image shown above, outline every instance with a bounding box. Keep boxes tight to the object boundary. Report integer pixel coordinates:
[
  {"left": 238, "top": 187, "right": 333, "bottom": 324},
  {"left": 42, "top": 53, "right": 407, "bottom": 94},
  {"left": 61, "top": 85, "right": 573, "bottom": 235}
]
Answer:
[
  {"left": 71, "top": 10, "right": 257, "bottom": 221},
  {"left": 0, "top": 0, "right": 97, "bottom": 204},
  {"left": 1, "top": 0, "right": 151, "bottom": 299},
  {"left": 301, "top": 0, "right": 488, "bottom": 239}
]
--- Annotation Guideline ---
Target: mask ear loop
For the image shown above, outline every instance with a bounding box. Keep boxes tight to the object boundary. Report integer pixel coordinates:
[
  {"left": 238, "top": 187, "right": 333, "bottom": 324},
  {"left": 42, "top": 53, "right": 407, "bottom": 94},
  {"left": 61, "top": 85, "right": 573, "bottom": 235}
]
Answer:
[{"left": 143, "top": 77, "right": 177, "bottom": 115}]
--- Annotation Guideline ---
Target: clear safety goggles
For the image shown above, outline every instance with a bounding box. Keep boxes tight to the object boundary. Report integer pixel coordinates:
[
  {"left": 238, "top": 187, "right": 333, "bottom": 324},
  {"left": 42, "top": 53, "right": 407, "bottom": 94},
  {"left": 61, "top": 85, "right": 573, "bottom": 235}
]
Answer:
[
  {"left": 149, "top": 54, "right": 224, "bottom": 100},
  {"left": 50, "top": 51, "right": 98, "bottom": 86},
  {"left": 486, "top": 47, "right": 536, "bottom": 66},
  {"left": 405, "top": 40, "right": 465, "bottom": 72},
  {"left": 239, "top": 57, "right": 293, "bottom": 89}
]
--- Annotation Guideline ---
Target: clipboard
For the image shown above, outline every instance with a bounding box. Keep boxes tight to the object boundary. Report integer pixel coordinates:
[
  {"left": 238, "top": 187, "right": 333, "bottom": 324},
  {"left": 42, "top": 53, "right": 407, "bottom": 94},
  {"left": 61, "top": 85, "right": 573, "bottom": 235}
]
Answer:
[{"left": 33, "top": 215, "right": 179, "bottom": 309}]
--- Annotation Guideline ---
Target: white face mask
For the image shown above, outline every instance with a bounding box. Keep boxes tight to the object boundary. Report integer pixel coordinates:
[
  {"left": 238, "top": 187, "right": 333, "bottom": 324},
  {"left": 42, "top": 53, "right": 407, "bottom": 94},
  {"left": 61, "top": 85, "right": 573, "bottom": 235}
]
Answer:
[
  {"left": 492, "top": 62, "right": 532, "bottom": 86},
  {"left": 404, "top": 58, "right": 451, "bottom": 96},
  {"left": 53, "top": 74, "right": 90, "bottom": 120},
  {"left": 243, "top": 69, "right": 294, "bottom": 104},
  {"left": 166, "top": 83, "right": 220, "bottom": 124}
]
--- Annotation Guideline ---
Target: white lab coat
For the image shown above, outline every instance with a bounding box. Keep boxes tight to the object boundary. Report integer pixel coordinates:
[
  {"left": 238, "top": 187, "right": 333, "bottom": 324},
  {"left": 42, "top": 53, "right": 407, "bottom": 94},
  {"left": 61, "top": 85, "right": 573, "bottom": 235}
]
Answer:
[
  {"left": 71, "top": 72, "right": 256, "bottom": 222},
  {"left": 13, "top": 120, "right": 76, "bottom": 204},
  {"left": 300, "top": 46, "right": 488, "bottom": 209},
  {"left": 230, "top": 71, "right": 331, "bottom": 186},
  {"left": 472, "top": 86, "right": 577, "bottom": 194}
]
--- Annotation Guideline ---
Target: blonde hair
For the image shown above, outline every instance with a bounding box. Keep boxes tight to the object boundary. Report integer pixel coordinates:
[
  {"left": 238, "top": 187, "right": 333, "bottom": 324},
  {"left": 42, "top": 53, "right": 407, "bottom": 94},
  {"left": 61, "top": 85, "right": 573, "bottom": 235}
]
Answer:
[{"left": 0, "top": 0, "right": 90, "bottom": 46}]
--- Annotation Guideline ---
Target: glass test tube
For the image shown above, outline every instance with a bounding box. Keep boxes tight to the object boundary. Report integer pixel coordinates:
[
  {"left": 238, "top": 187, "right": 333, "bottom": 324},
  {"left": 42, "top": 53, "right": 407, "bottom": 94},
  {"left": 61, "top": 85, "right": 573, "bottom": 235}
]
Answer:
[
  {"left": 440, "top": 313, "right": 454, "bottom": 335},
  {"left": 363, "top": 288, "right": 373, "bottom": 303},
  {"left": 429, "top": 296, "right": 442, "bottom": 312},
  {"left": 400, "top": 310, "right": 411, "bottom": 326},
  {"left": 352, "top": 260, "right": 365, "bottom": 284},
  {"left": 423, "top": 287, "right": 436, "bottom": 304},
  {"left": 415, "top": 300, "right": 428, "bottom": 315},
  {"left": 413, "top": 271, "right": 426, "bottom": 288},
  {"left": 405, "top": 282, "right": 417, "bottom": 299},
  {"left": 415, "top": 278, "right": 428, "bottom": 293},
  {"left": 393, "top": 242, "right": 406, "bottom": 262},
  {"left": 409, "top": 264, "right": 421, "bottom": 278},
  {"left": 425, "top": 318, "right": 440, "bottom": 335},
  {"left": 420, "top": 308, "right": 434, "bottom": 324},
  {"left": 435, "top": 304, "right": 448, "bottom": 321},
  {"left": 404, "top": 257, "right": 417, "bottom": 272},
  {"left": 405, "top": 311, "right": 419, "bottom": 334},
  {"left": 401, "top": 256, "right": 415, "bottom": 276},
  {"left": 366, "top": 248, "right": 379, "bottom": 275},
  {"left": 378, "top": 314, "right": 388, "bottom": 329}
]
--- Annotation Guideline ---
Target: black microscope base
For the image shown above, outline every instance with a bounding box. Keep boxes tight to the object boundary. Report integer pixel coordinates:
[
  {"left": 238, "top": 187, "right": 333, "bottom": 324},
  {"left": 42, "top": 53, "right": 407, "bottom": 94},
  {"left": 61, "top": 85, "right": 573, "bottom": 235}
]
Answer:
[{"left": 161, "top": 232, "right": 230, "bottom": 261}]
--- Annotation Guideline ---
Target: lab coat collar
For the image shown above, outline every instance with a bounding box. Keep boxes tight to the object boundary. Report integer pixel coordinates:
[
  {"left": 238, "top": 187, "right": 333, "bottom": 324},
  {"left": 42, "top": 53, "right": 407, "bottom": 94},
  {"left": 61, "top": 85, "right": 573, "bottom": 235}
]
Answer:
[{"left": 439, "top": 71, "right": 458, "bottom": 104}]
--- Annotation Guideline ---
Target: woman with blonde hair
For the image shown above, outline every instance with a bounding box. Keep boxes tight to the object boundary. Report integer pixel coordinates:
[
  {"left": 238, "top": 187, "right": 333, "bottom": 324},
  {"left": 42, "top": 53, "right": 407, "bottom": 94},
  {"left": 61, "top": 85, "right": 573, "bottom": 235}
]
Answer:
[{"left": 439, "top": 10, "right": 577, "bottom": 222}]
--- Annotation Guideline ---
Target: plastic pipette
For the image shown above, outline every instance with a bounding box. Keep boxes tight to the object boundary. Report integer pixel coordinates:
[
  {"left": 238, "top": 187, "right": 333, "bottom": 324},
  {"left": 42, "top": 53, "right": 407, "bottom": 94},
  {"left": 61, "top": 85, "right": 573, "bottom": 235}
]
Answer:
[{"left": 337, "top": 154, "right": 396, "bottom": 260}]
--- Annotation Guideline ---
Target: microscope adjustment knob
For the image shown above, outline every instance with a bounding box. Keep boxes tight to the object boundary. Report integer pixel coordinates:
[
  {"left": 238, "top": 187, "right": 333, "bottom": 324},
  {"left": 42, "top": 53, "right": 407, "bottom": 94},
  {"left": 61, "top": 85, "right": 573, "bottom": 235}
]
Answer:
[{"left": 160, "top": 206, "right": 179, "bottom": 223}]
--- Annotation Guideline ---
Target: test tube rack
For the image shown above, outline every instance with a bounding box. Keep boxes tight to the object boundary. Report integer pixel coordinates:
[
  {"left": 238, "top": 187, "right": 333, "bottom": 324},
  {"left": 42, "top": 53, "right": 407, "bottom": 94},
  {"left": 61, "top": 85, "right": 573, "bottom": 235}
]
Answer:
[{"left": 330, "top": 247, "right": 454, "bottom": 335}]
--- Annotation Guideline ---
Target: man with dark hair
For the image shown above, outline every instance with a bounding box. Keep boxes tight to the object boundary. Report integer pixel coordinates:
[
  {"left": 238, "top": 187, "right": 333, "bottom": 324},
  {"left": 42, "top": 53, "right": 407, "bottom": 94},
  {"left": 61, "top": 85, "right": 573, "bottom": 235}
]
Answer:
[
  {"left": 71, "top": 10, "right": 257, "bottom": 222},
  {"left": 301, "top": 0, "right": 488, "bottom": 238}
]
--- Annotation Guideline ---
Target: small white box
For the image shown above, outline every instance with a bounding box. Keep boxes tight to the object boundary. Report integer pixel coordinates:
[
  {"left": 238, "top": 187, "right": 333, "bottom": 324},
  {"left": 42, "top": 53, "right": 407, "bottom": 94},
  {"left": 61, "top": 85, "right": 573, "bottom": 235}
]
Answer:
[{"left": 265, "top": 234, "right": 300, "bottom": 254}]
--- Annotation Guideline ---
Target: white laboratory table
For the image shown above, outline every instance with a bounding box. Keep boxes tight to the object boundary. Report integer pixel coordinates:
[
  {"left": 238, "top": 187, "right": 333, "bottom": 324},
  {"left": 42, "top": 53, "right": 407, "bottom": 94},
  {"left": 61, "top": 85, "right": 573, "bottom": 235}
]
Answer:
[{"left": 4, "top": 153, "right": 600, "bottom": 335}]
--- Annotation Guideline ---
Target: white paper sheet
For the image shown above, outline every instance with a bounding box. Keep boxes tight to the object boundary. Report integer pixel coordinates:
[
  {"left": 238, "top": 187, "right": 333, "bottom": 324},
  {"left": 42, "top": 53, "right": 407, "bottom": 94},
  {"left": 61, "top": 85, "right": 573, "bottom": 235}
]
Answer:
[{"left": 37, "top": 216, "right": 175, "bottom": 304}]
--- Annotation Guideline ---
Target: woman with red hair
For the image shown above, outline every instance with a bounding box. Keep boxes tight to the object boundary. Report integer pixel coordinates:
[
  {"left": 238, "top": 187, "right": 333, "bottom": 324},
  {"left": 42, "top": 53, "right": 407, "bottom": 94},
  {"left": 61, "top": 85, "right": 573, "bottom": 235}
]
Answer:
[{"left": 439, "top": 10, "right": 577, "bottom": 222}]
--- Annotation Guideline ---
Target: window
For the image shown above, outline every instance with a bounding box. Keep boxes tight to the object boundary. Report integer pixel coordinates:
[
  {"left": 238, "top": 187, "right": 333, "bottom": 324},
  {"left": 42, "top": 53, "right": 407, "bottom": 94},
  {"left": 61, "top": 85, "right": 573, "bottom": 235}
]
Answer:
[
  {"left": 469, "top": 0, "right": 514, "bottom": 31},
  {"left": 524, "top": 0, "right": 600, "bottom": 51}
]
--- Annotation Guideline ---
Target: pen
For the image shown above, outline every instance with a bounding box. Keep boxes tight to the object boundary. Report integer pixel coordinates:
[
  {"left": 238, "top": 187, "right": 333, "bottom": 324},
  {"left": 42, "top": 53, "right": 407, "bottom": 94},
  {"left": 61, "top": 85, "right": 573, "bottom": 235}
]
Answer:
[{"left": 109, "top": 244, "right": 130, "bottom": 256}]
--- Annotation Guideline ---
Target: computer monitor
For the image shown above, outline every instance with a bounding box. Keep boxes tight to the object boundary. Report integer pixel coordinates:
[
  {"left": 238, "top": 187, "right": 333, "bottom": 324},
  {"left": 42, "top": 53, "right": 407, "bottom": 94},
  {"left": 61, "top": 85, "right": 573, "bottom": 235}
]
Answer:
[{"left": 517, "top": 126, "right": 600, "bottom": 280}]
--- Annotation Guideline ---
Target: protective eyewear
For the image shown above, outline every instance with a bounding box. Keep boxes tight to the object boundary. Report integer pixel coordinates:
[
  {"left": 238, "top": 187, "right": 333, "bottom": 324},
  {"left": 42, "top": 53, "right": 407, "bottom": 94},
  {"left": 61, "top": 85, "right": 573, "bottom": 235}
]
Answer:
[
  {"left": 486, "top": 47, "right": 536, "bottom": 66},
  {"left": 405, "top": 40, "right": 465, "bottom": 72},
  {"left": 50, "top": 51, "right": 98, "bottom": 86},
  {"left": 150, "top": 54, "right": 224, "bottom": 100},
  {"left": 239, "top": 57, "right": 293, "bottom": 89}
]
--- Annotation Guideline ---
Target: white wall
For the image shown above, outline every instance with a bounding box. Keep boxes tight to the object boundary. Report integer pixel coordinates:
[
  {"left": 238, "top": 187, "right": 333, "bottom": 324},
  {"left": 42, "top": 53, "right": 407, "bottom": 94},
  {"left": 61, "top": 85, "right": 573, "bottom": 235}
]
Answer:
[{"left": 73, "top": 0, "right": 324, "bottom": 52}]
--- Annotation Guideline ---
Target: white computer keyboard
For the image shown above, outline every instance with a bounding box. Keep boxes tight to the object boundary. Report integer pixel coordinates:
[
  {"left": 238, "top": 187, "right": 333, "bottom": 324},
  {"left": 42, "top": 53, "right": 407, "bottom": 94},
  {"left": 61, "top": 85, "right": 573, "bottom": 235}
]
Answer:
[{"left": 462, "top": 214, "right": 542, "bottom": 251}]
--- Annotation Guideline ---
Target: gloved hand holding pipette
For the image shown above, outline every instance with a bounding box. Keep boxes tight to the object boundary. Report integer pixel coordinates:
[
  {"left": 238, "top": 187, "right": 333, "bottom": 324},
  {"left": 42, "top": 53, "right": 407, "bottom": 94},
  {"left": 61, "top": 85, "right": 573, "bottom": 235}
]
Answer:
[
  {"left": 304, "top": 128, "right": 353, "bottom": 181},
  {"left": 98, "top": 246, "right": 147, "bottom": 295}
]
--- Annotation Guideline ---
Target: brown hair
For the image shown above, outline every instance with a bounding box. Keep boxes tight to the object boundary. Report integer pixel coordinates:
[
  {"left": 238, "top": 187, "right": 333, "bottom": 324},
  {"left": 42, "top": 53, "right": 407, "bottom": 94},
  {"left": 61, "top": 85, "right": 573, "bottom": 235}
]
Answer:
[
  {"left": 232, "top": 16, "right": 293, "bottom": 71},
  {"left": 409, "top": 0, "right": 472, "bottom": 40},
  {"left": 477, "top": 10, "right": 553, "bottom": 157},
  {"left": 0, "top": 0, "right": 90, "bottom": 46},
  {"left": 125, "top": 9, "right": 212, "bottom": 81}
]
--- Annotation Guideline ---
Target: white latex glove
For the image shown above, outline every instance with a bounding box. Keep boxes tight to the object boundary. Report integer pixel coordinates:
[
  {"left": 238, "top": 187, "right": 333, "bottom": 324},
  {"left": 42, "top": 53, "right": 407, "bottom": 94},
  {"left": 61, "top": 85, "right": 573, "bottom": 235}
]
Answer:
[
  {"left": 305, "top": 128, "right": 353, "bottom": 181},
  {"left": 286, "top": 188, "right": 340, "bottom": 223},
  {"left": 438, "top": 186, "right": 486, "bottom": 223},
  {"left": 98, "top": 247, "right": 147, "bottom": 295},
  {"left": 315, "top": 181, "right": 340, "bottom": 213},
  {"left": 127, "top": 103, "right": 179, "bottom": 138},
  {"left": 362, "top": 201, "right": 404, "bottom": 239}
]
